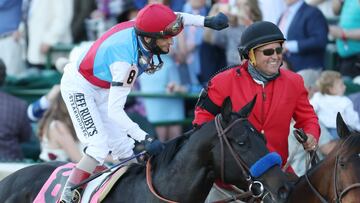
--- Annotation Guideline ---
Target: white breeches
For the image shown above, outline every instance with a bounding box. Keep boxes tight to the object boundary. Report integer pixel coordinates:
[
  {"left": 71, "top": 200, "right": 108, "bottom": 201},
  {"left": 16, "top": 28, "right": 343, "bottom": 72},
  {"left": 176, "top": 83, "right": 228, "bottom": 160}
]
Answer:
[{"left": 60, "top": 63, "right": 135, "bottom": 164}]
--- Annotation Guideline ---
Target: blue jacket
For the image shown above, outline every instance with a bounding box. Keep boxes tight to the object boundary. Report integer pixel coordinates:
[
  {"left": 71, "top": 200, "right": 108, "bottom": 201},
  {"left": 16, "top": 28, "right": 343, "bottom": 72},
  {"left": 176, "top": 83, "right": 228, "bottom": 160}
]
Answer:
[{"left": 284, "top": 3, "right": 328, "bottom": 71}]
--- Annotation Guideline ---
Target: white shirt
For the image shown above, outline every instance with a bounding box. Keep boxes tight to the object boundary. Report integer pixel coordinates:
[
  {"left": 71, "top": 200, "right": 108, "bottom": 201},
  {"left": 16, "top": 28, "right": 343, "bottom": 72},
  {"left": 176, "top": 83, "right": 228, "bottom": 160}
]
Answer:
[{"left": 310, "top": 92, "right": 360, "bottom": 130}]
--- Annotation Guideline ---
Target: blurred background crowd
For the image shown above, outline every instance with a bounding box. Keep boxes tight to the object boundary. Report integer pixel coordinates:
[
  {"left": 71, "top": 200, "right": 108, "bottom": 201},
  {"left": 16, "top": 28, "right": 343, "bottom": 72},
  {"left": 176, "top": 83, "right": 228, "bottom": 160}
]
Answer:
[{"left": 0, "top": 0, "right": 360, "bottom": 178}]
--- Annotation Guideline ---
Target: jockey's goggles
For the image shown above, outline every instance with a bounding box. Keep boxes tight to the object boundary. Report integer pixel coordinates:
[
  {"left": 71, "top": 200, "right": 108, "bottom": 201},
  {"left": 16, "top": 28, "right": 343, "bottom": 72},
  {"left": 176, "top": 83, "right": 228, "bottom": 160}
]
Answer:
[
  {"left": 160, "top": 14, "right": 184, "bottom": 38},
  {"left": 136, "top": 14, "right": 184, "bottom": 39}
]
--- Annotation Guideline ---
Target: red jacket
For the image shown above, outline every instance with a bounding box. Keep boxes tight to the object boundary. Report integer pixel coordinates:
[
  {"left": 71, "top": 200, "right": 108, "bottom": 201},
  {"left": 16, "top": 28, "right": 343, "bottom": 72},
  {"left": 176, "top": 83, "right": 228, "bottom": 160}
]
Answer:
[{"left": 193, "top": 62, "right": 320, "bottom": 166}]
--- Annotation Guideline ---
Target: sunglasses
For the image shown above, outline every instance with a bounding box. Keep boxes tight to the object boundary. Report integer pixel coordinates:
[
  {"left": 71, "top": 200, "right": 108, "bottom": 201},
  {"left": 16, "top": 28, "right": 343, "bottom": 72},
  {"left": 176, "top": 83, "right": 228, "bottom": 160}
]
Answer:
[{"left": 257, "top": 47, "right": 283, "bottom": 56}]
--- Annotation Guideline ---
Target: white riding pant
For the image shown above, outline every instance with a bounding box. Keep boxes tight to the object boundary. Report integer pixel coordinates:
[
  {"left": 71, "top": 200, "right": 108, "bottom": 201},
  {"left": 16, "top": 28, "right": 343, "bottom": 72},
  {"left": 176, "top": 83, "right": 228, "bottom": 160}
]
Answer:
[{"left": 60, "top": 63, "right": 135, "bottom": 164}]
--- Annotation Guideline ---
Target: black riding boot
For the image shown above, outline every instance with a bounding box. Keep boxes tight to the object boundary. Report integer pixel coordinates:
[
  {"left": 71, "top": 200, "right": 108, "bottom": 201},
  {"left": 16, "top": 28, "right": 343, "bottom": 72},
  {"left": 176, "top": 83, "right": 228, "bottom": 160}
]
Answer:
[{"left": 59, "top": 167, "right": 91, "bottom": 203}]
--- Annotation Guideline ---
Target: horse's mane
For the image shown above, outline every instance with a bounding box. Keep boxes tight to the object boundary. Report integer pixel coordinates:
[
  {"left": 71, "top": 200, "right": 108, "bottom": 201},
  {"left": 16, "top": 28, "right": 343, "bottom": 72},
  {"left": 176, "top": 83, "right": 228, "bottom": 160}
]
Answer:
[
  {"left": 123, "top": 130, "right": 196, "bottom": 177},
  {"left": 151, "top": 134, "right": 190, "bottom": 169}
]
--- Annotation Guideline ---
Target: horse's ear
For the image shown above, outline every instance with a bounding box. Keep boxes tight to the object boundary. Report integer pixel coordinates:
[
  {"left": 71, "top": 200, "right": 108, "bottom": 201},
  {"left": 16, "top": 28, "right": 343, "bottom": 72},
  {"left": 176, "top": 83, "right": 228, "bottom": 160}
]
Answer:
[
  {"left": 221, "top": 97, "right": 232, "bottom": 123},
  {"left": 238, "top": 95, "right": 257, "bottom": 118},
  {"left": 336, "top": 112, "right": 350, "bottom": 138}
]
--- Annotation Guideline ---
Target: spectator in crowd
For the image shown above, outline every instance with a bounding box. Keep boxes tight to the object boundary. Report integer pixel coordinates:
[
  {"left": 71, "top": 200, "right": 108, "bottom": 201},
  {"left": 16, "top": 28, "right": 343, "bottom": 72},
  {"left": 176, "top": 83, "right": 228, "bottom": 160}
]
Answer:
[
  {"left": 311, "top": 70, "right": 360, "bottom": 137},
  {"left": 139, "top": 0, "right": 185, "bottom": 142},
  {"left": 0, "top": 59, "right": 32, "bottom": 161},
  {"left": 258, "top": 0, "right": 286, "bottom": 23},
  {"left": 306, "top": 0, "right": 336, "bottom": 18},
  {"left": 37, "top": 91, "right": 82, "bottom": 162},
  {"left": 0, "top": 0, "right": 26, "bottom": 77},
  {"left": 194, "top": 21, "right": 320, "bottom": 201},
  {"left": 71, "top": 0, "right": 97, "bottom": 43},
  {"left": 27, "top": 85, "right": 60, "bottom": 122},
  {"left": 204, "top": 0, "right": 262, "bottom": 66},
  {"left": 329, "top": 0, "right": 360, "bottom": 79},
  {"left": 27, "top": 0, "right": 73, "bottom": 69},
  {"left": 174, "top": 0, "right": 208, "bottom": 92},
  {"left": 139, "top": 51, "right": 186, "bottom": 142},
  {"left": 278, "top": 0, "right": 328, "bottom": 71},
  {"left": 58, "top": 3, "right": 229, "bottom": 202},
  {"left": 116, "top": 0, "right": 138, "bottom": 23},
  {"left": 287, "top": 69, "right": 335, "bottom": 176}
]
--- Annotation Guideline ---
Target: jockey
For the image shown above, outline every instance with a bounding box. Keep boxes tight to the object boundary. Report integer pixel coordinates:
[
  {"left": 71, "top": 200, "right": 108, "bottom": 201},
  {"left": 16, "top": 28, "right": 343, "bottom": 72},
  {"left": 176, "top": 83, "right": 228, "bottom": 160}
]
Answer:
[
  {"left": 193, "top": 21, "right": 320, "bottom": 198},
  {"left": 59, "top": 3, "right": 229, "bottom": 203}
]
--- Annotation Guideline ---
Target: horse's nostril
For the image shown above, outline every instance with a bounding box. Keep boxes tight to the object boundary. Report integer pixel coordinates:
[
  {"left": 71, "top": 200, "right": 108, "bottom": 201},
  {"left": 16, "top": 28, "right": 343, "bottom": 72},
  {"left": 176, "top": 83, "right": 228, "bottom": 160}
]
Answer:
[{"left": 278, "top": 186, "right": 289, "bottom": 200}]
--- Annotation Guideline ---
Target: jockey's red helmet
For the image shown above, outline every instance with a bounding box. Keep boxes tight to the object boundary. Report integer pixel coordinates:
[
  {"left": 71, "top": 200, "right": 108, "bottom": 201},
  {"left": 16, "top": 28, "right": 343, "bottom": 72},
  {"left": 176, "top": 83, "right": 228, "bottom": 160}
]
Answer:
[{"left": 135, "top": 3, "right": 183, "bottom": 39}]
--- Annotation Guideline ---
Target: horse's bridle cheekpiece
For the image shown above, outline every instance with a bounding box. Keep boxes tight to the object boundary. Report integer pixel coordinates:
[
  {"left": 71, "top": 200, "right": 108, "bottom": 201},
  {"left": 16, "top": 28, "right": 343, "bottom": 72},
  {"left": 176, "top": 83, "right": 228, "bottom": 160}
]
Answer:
[{"left": 214, "top": 114, "right": 265, "bottom": 201}]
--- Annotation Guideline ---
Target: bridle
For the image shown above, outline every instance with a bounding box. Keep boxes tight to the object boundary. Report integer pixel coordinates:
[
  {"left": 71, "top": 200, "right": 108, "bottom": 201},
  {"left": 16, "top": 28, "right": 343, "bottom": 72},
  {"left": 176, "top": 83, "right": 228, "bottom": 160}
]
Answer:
[
  {"left": 145, "top": 114, "right": 265, "bottom": 203},
  {"left": 214, "top": 114, "right": 265, "bottom": 201},
  {"left": 304, "top": 135, "right": 360, "bottom": 203}
]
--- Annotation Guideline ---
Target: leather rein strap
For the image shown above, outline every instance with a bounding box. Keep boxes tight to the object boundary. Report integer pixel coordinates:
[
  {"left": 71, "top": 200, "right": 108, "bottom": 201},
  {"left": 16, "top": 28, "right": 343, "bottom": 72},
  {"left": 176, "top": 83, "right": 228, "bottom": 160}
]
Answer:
[
  {"left": 214, "top": 115, "right": 251, "bottom": 183},
  {"left": 146, "top": 157, "right": 178, "bottom": 203}
]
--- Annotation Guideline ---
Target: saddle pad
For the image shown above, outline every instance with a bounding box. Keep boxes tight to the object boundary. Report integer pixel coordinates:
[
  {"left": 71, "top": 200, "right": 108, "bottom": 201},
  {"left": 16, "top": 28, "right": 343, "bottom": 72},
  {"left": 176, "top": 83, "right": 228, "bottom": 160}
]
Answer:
[
  {"left": 89, "top": 165, "right": 129, "bottom": 203},
  {"left": 33, "top": 163, "right": 76, "bottom": 203},
  {"left": 33, "top": 163, "right": 128, "bottom": 203}
]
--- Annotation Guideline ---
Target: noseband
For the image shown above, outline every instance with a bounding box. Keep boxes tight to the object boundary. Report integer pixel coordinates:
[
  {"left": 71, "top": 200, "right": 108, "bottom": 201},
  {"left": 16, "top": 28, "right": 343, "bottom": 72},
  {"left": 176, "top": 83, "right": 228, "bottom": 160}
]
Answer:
[
  {"left": 214, "top": 114, "right": 265, "bottom": 199},
  {"left": 305, "top": 135, "right": 360, "bottom": 203}
]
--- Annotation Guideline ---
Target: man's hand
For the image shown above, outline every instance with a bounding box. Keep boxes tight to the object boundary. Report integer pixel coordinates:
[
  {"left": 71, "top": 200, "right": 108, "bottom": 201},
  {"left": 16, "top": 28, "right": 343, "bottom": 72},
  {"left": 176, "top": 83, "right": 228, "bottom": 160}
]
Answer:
[
  {"left": 204, "top": 12, "right": 229, "bottom": 30},
  {"left": 143, "top": 134, "right": 164, "bottom": 156},
  {"left": 293, "top": 129, "right": 318, "bottom": 151},
  {"left": 302, "top": 133, "right": 318, "bottom": 151}
]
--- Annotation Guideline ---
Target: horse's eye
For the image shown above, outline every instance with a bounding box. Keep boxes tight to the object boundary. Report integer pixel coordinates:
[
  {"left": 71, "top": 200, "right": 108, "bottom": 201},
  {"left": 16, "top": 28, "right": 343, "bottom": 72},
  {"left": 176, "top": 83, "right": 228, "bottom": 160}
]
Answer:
[
  {"left": 339, "top": 161, "right": 346, "bottom": 168},
  {"left": 238, "top": 141, "right": 245, "bottom": 146}
]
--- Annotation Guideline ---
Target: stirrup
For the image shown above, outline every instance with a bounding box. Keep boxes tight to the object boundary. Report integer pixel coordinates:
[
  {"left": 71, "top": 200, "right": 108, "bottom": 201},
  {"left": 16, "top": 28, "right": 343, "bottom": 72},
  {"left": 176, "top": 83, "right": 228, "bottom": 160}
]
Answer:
[{"left": 59, "top": 187, "right": 83, "bottom": 203}]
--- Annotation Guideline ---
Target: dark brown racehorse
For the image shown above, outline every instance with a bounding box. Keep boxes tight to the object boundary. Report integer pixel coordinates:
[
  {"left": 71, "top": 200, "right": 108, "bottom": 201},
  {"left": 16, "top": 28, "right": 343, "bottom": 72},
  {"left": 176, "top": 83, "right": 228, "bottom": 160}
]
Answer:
[
  {"left": 288, "top": 113, "right": 360, "bottom": 203},
  {"left": 0, "top": 97, "right": 292, "bottom": 203}
]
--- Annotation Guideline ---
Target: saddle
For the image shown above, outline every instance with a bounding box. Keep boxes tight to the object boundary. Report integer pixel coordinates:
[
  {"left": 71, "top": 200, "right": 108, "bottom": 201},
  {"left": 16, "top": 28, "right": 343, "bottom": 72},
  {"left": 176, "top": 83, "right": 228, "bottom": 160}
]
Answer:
[{"left": 33, "top": 163, "right": 129, "bottom": 203}]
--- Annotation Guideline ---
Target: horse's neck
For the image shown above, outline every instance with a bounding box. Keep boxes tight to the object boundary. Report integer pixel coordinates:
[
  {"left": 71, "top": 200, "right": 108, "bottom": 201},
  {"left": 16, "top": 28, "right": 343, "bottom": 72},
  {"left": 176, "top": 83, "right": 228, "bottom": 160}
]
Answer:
[
  {"left": 306, "top": 154, "right": 336, "bottom": 196},
  {"left": 152, "top": 123, "right": 217, "bottom": 201}
]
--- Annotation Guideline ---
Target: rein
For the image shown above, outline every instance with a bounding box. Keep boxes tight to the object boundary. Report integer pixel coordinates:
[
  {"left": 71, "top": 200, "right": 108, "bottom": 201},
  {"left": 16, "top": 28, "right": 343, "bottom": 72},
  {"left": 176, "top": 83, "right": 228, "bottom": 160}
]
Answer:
[
  {"left": 304, "top": 135, "right": 360, "bottom": 203},
  {"left": 214, "top": 115, "right": 251, "bottom": 183},
  {"left": 146, "top": 157, "right": 178, "bottom": 203}
]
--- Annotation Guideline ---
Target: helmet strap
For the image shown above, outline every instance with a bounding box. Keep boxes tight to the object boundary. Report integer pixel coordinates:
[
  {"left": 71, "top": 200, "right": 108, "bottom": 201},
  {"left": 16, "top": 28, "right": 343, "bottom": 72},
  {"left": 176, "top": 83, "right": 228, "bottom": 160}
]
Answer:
[
  {"left": 248, "top": 49, "right": 257, "bottom": 66},
  {"left": 139, "top": 36, "right": 167, "bottom": 55},
  {"left": 145, "top": 54, "right": 164, "bottom": 74}
]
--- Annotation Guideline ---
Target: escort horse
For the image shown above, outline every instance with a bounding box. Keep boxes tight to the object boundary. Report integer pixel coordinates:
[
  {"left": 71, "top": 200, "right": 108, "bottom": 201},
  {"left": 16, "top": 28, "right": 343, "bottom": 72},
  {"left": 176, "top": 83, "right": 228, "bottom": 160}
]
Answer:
[
  {"left": 0, "top": 97, "right": 292, "bottom": 203},
  {"left": 287, "top": 113, "right": 360, "bottom": 203}
]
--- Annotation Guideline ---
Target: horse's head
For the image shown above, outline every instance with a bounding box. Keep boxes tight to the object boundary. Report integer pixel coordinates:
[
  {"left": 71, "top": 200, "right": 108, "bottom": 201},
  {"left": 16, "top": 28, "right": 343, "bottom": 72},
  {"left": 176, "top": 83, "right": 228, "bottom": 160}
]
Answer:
[
  {"left": 331, "top": 113, "right": 360, "bottom": 202},
  {"left": 211, "top": 96, "right": 291, "bottom": 203}
]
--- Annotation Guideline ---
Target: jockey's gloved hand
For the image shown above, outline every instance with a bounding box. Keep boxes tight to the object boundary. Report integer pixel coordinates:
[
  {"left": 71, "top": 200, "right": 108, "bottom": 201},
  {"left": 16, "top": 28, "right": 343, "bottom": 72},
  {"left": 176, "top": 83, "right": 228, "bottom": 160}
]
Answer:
[
  {"left": 143, "top": 134, "right": 164, "bottom": 156},
  {"left": 204, "top": 12, "right": 229, "bottom": 30}
]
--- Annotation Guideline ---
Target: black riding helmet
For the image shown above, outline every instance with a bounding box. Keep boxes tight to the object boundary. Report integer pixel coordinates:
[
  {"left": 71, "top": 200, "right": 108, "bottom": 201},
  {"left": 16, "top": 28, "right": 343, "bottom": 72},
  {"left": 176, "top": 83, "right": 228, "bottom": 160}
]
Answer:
[{"left": 238, "top": 21, "right": 285, "bottom": 66}]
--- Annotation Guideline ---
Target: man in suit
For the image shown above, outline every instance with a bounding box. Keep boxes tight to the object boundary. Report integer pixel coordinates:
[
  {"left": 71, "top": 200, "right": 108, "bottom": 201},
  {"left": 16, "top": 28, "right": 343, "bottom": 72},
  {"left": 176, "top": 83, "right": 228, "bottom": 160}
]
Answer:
[
  {"left": 278, "top": 0, "right": 328, "bottom": 71},
  {"left": 0, "top": 59, "right": 32, "bottom": 161}
]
